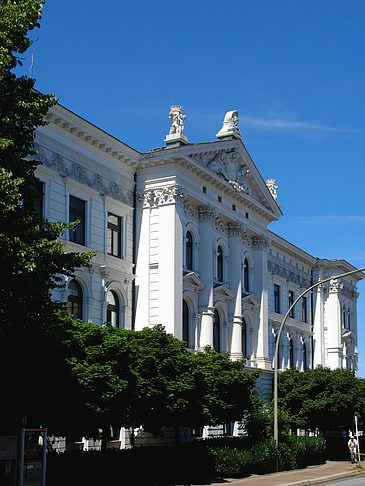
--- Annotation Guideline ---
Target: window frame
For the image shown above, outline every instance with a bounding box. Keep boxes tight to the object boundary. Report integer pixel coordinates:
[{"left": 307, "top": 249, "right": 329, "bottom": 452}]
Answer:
[
  {"left": 301, "top": 296, "right": 307, "bottom": 323},
  {"left": 217, "top": 246, "right": 224, "bottom": 283},
  {"left": 106, "top": 290, "right": 120, "bottom": 327},
  {"left": 182, "top": 299, "right": 189, "bottom": 346},
  {"left": 213, "top": 309, "right": 221, "bottom": 353},
  {"left": 69, "top": 195, "right": 86, "bottom": 246},
  {"left": 288, "top": 290, "right": 294, "bottom": 318},
  {"left": 274, "top": 284, "right": 281, "bottom": 314},
  {"left": 243, "top": 258, "right": 249, "bottom": 292},
  {"left": 67, "top": 279, "right": 83, "bottom": 321},
  {"left": 107, "top": 212, "right": 123, "bottom": 258},
  {"left": 185, "top": 231, "right": 193, "bottom": 271}
]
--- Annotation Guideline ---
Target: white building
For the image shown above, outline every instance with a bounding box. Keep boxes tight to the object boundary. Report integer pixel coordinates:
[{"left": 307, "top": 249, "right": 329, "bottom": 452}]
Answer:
[{"left": 35, "top": 103, "right": 362, "bottom": 444}]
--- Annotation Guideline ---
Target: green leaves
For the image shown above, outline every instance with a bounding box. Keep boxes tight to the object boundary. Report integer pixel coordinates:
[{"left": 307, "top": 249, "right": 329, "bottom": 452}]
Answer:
[{"left": 277, "top": 366, "right": 365, "bottom": 432}]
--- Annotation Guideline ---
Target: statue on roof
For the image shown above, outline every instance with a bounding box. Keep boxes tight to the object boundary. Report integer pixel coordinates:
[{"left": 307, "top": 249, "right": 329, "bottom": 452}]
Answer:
[
  {"left": 266, "top": 179, "right": 278, "bottom": 201},
  {"left": 169, "top": 105, "right": 186, "bottom": 136},
  {"left": 216, "top": 110, "right": 242, "bottom": 139}
]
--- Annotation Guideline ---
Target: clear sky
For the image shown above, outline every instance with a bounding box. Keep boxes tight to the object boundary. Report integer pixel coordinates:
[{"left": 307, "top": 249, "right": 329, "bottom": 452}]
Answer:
[{"left": 19, "top": 0, "right": 365, "bottom": 375}]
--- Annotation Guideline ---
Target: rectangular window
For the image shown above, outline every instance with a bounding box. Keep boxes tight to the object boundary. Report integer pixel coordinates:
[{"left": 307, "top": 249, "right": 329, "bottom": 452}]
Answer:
[
  {"left": 69, "top": 196, "right": 86, "bottom": 245},
  {"left": 302, "top": 297, "right": 307, "bottom": 323},
  {"left": 33, "top": 181, "right": 44, "bottom": 217},
  {"left": 202, "top": 186, "right": 207, "bottom": 194},
  {"left": 218, "top": 195, "right": 222, "bottom": 203},
  {"left": 107, "top": 212, "right": 122, "bottom": 258},
  {"left": 274, "top": 284, "right": 281, "bottom": 314},
  {"left": 288, "top": 290, "right": 294, "bottom": 318}
]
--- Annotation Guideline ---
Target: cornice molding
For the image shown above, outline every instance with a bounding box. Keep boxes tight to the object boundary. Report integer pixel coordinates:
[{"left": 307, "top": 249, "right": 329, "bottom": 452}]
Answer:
[{"left": 44, "top": 109, "right": 139, "bottom": 168}]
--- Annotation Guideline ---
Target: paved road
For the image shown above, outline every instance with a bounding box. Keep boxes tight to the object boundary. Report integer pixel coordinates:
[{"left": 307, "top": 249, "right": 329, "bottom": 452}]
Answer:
[{"left": 319, "top": 473, "right": 365, "bottom": 485}]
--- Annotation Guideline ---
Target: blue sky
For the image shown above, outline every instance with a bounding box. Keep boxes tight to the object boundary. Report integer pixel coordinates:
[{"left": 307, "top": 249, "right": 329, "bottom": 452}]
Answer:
[{"left": 19, "top": 0, "right": 365, "bottom": 374}]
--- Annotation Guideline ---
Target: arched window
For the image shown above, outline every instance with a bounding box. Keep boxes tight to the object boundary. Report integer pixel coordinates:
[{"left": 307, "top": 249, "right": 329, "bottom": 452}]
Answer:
[
  {"left": 242, "top": 318, "right": 247, "bottom": 356},
  {"left": 243, "top": 258, "right": 249, "bottom": 292},
  {"left": 289, "top": 339, "right": 294, "bottom": 368},
  {"left": 303, "top": 342, "right": 307, "bottom": 370},
  {"left": 185, "top": 231, "right": 193, "bottom": 271},
  {"left": 182, "top": 299, "right": 189, "bottom": 346},
  {"left": 107, "top": 290, "right": 119, "bottom": 327},
  {"left": 213, "top": 309, "right": 221, "bottom": 352},
  {"left": 68, "top": 279, "right": 83, "bottom": 321},
  {"left": 217, "top": 246, "right": 223, "bottom": 282}
]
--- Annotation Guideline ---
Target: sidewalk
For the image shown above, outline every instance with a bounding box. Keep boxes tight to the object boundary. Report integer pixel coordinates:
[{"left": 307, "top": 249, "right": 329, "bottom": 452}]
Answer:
[{"left": 192, "top": 460, "right": 365, "bottom": 486}]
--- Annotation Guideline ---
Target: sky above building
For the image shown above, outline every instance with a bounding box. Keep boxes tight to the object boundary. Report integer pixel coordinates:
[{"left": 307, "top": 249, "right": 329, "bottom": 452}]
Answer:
[{"left": 19, "top": 0, "right": 365, "bottom": 375}]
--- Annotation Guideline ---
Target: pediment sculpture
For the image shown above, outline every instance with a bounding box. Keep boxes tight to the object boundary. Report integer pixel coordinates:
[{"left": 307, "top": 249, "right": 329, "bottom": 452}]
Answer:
[{"left": 201, "top": 149, "right": 250, "bottom": 195}]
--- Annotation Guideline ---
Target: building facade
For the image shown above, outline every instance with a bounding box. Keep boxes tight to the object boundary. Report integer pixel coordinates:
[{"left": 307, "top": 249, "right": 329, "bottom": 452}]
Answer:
[{"left": 35, "top": 103, "right": 361, "bottom": 444}]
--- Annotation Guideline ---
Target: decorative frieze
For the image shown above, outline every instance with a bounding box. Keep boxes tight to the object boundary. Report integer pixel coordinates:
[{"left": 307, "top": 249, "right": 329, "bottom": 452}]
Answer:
[
  {"left": 138, "top": 184, "right": 186, "bottom": 208},
  {"left": 34, "top": 144, "right": 132, "bottom": 205},
  {"left": 252, "top": 235, "right": 270, "bottom": 250},
  {"left": 228, "top": 222, "right": 245, "bottom": 237},
  {"left": 183, "top": 202, "right": 200, "bottom": 220},
  {"left": 268, "top": 260, "right": 311, "bottom": 288},
  {"left": 197, "top": 205, "right": 218, "bottom": 222}
]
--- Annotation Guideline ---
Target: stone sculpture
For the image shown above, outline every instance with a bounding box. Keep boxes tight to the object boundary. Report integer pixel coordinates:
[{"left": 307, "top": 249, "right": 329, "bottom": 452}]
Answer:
[{"left": 216, "top": 110, "right": 242, "bottom": 139}]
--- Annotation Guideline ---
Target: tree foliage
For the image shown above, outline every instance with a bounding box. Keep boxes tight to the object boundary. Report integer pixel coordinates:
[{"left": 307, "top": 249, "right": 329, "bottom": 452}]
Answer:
[
  {"left": 68, "top": 325, "right": 258, "bottom": 438},
  {"left": 0, "top": 0, "right": 93, "bottom": 430},
  {"left": 277, "top": 366, "right": 365, "bottom": 432}
]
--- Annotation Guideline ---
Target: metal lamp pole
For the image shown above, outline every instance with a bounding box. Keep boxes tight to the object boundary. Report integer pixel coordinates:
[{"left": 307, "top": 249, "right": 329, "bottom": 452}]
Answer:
[{"left": 273, "top": 266, "right": 365, "bottom": 459}]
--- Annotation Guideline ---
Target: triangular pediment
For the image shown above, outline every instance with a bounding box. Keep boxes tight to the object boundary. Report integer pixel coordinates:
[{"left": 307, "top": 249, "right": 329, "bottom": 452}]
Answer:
[
  {"left": 242, "top": 293, "right": 260, "bottom": 310},
  {"left": 183, "top": 272, "right": 205, "bottom": 292},
  {"left": 213, "top": 284, "right": 234, "bottom": 302},
  {"left": 188, "top": 141, "right": 282, "bottom": 220}
]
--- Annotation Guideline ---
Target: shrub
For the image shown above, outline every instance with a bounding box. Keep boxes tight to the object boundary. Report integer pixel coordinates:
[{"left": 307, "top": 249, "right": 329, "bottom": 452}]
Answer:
[
  {"left": 209, "top": 446, "right": 251, "bottom": 477},
  {"left": 288, "top": 435, "right": 326, "bottom": 468}
]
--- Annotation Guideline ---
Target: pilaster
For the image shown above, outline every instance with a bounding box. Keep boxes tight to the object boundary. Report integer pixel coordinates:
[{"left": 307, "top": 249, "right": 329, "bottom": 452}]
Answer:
[
  {"left": 252, "top": 235, "right": 271, "bottom": 369},
  {"left": 326, "top": 279, "right": 343, "bottom": 369},
  {"left": 198, "top": 205, "right": 216, "bottom": 348}
]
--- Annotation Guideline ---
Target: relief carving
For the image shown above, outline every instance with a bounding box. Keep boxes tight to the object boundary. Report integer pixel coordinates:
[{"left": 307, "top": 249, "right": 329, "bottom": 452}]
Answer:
[{"left": 34, "top": 144, "right": 132, "bottom": 205}]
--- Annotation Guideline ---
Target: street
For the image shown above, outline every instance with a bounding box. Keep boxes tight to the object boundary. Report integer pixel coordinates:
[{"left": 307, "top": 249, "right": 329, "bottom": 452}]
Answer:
[{"left": 318, "top": 474, "right": 365, "bottom": 485}]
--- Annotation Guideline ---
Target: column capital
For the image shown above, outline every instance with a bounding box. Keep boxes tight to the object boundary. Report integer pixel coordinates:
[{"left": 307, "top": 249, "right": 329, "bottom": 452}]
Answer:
[{"left": 252, "top": 234, "right": 270, "bottom": 249}]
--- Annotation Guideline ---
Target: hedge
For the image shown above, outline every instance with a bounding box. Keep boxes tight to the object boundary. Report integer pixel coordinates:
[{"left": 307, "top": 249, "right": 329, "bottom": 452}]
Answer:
[{"left": 46, "top": 435, "right": 327, "bottom": 485}]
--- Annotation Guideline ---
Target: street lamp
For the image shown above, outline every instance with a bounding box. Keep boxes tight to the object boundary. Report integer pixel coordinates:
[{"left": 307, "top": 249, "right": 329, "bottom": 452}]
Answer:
[{"left": 273, "top": 266, "right": 365, "bottom": 465}]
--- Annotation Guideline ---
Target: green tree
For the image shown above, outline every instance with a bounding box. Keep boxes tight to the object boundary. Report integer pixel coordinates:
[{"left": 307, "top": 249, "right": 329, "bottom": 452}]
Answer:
[
  {"left": 277, "top": 366, "right": 365, "bottom": 433},
  {"left": 0, "top": 0, "right": 93, "bottom": 431},
  {"left": 68, "top": 325, "right": 258, "bottom": 443}
]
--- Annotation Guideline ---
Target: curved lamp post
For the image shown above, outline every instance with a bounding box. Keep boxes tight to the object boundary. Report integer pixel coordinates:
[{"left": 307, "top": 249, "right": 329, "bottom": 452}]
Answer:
[{"left": 273, "top": 266, "right": 365, "bottom": 460}]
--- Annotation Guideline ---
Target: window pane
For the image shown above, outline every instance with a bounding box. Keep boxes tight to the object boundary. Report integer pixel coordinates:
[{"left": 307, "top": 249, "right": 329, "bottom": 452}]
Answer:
[
  {"left": 107, "top": 213, "right": 122, "bottom": 258},
  {"left": 186, "top": 232, "right": 193, "bottom": 271},
  {"left": 213, "top": 310, "right": 220, "bottom": 352},
  {"left": 69, "top": 196, "right": 85, "bottom": 245},
  {"left": 182, "top": 300, "right": 189, "bottom": 345}
]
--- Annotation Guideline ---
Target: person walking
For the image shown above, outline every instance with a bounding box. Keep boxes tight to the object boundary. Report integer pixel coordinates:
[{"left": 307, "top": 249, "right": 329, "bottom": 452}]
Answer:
[{"left": 348, "top": 435, "right": 359, "bottom": 463}]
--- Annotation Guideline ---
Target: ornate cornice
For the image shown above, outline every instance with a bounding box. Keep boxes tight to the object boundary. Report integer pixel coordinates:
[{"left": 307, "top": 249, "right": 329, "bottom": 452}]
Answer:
[
  {"left": 34, "top": 144, "right": 132, "bottom": 205},
  {"left": 137, "top": 184, "right": 186, "bottom": 208}
]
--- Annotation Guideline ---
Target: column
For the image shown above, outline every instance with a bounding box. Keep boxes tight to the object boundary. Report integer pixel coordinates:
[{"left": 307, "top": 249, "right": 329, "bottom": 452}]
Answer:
[
  {"left": 198, "top": 206, "right": 216, "bottom": 348},
  {"left": 252, "top": 235, "right": 271, "bottom": 369},
  {"left": 228, "top": 223, "right": 243, "bottom": 359},
  {"left": 326, "top": 279, "right": 343, "bottom": 369}
]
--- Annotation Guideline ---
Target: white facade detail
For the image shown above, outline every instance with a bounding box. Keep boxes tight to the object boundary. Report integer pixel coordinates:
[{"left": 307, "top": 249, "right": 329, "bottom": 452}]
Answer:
[{"left": 35, "top": 103, "right": 363, "bottom": 430}]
